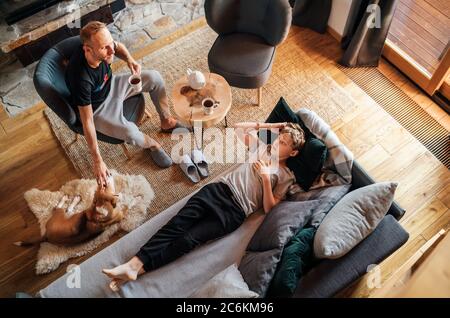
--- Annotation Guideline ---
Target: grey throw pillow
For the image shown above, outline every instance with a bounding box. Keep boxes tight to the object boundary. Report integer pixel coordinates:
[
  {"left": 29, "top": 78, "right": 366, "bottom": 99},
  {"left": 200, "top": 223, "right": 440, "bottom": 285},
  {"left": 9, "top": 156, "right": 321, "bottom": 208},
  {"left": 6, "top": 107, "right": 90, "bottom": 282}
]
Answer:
[
  {"left": 240, "top": 200, "right": 320, "bottom": 297},
  {"left": 239, "top": 249, "right": 280, "bottom": 297},
  {"left": 288, "top": 184, "right": 351, "bottom": 228},
  {"left": 314, "top": 182, "right": 398, "bottom": 259},
  {"left": 248, "top": 200, "right": 320, "bottom": 251}
]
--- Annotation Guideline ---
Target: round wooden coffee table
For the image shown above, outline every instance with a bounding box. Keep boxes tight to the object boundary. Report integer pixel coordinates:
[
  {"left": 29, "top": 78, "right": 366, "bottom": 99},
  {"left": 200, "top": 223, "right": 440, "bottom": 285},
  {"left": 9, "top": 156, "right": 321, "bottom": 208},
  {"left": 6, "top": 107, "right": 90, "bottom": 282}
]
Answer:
[{"left": 172, "top": 72, "right": 232, "bottom": 148}]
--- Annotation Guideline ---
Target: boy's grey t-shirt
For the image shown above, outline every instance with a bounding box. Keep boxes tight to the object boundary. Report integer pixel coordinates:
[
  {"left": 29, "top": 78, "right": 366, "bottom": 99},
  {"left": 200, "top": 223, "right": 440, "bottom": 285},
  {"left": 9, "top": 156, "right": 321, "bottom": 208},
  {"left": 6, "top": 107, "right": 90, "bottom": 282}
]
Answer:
[{"left": 220, "top": 144, "right": 295, "bottom": 216}]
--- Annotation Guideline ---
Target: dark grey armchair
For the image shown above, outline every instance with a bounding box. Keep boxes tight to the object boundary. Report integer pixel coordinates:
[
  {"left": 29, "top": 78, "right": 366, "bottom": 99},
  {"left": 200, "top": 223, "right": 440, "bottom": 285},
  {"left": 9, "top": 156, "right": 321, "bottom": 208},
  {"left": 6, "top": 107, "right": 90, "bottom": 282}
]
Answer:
[
  {"left": 33, "top": 36, "right": 146, "bottom": 159},
  {"left": 205, "top": 0, "right": 292, "bottom": 106}
]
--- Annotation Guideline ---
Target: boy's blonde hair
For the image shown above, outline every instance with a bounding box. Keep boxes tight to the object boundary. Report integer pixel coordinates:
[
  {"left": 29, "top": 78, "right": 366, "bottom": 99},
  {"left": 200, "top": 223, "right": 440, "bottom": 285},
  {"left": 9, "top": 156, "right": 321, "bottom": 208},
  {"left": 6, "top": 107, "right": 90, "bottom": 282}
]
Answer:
[
  {"left": 280, "top": 123, "right": 306, "bottom": 151},
  {"left": 80, "top": 21, "right": 107, "bottom": 44}
]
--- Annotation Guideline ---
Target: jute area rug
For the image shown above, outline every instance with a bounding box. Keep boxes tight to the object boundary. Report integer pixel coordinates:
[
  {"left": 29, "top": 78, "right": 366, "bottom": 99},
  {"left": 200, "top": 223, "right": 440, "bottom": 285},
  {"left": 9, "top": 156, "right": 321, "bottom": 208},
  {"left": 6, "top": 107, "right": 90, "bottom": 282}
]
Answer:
[{"left": 45, "top": 24, "right": 357, "bottom": 219}]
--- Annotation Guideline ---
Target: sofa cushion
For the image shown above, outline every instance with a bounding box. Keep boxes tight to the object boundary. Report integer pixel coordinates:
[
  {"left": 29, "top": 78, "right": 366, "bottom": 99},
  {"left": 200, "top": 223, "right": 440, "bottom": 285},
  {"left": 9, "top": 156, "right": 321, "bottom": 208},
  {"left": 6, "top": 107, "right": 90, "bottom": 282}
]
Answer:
[
  {"left": 294, "top": 215, "right": 409, "bottom": 298},
  {"left": 261, "top": 185, "right": 351, "bottom": 297},
  {"left": 287, "top": 138, "right": 328, "bottom": 192},
  {"left": 260, "top": 96, "right": 311, "bottom": 142},
  {"left": 314, "top": 182, "right": 398, "bottom": 259},
  {"left": 248, "top": 200, "right": 319, "bottom": 251},
  {"left": 240, "top": 200, "right": 320, "bottom": 297},
  {"left": 267, "top": 226, "right": 316, "bottom": 297},
  {"left": 351, "top": 161, "right": 406, "bottom": 220},
  {"left": 288, "top": 184, "right": 351, "bottom": 228},
  {"left": 190, "top": 264, "right": 259, "bottom": 298},
  {"left": 261, "top": 97, "right": 327, "bottom": 191},
  {"left": 239, "top": 249, "right": 279, "bottom": 297}
]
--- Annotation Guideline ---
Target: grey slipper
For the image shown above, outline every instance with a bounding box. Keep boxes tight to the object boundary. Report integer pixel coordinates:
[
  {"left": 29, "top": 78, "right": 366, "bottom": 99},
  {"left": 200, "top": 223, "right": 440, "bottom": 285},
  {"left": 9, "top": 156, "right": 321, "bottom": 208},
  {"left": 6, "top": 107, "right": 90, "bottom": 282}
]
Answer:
[
  {"left": 191, "top": 149, "right": 209, "bottom": 178},
  {"left": 160, "top": 122, "right": 193, "bottom": 134},
  {"left": 179, "top": 154, "right": 200, "bottom": 183},
  {"left": 149, "top": 147, "right": 173, "bottom": 168}
]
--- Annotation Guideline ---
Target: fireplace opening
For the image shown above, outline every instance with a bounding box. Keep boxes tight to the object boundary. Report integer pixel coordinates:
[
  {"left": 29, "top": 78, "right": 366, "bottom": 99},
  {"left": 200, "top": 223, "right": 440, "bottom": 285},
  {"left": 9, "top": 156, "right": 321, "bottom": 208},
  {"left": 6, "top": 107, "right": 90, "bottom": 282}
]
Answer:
[
  {"left": 0, "top": 0, "right": 65, "bottom": 25},
  {"left": 1, "top": 0, "right": 126, "bottom": 66}
]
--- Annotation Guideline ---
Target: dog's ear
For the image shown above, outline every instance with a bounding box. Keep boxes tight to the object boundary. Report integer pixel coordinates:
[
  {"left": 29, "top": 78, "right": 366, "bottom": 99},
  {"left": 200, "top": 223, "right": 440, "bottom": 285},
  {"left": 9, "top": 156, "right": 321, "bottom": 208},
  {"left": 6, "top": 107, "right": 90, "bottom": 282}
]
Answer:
[
  {"left": 99, "top": 191, "right": 117, "bottom": 209},
  {"left": 111, "top": 195, "right": 118, "bottom": 208},
  {"left": 93, "top": 187, "right": 103, "bottom": 205}
]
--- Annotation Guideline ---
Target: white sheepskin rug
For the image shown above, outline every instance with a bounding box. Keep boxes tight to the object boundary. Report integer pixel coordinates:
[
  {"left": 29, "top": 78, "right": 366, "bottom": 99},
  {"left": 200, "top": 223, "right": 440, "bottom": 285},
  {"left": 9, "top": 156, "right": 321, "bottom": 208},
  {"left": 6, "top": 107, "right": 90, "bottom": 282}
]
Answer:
[{"left": 23, "top": 170, "right": 154, "bottom": 275}]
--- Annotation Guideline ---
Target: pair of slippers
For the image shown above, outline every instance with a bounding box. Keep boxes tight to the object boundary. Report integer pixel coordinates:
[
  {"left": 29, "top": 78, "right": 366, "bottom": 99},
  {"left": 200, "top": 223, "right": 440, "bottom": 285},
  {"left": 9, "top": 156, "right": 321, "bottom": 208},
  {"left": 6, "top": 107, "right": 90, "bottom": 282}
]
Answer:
[{"left": 179, "top": 149, "right": 209, "bottom": 183}]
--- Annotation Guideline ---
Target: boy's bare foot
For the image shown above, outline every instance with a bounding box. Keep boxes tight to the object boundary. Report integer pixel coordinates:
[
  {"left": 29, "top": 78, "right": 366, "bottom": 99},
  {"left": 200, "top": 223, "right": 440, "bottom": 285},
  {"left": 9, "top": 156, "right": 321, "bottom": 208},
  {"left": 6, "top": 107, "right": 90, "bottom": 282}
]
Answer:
[
  {"left": 102, "top": 263, "right": 139, "bottom": 282},
  {"left": 102, "top": 257, "right": 144, "bottom": 291}
]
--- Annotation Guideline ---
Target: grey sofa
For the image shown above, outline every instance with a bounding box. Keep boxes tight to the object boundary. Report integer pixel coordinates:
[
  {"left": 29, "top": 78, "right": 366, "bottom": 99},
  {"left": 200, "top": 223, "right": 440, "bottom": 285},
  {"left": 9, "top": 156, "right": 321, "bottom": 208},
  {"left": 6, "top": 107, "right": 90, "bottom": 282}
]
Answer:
[
  {"left": 205, "top": 0, "right": 292, "bottom": 105},
  {"left": 292, "top": 161, "right": 408, "bottom": 297},
  {"left": 36, "top": 161, "right": 408, "bottom": 298}
]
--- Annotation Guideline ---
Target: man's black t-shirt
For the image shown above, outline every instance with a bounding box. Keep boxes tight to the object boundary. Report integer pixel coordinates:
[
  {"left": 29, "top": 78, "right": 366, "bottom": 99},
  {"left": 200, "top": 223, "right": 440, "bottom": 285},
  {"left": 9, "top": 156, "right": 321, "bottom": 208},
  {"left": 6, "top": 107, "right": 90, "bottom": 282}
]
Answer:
[{"left": 65, "top": 45, "right": 112, "bottom": 112}]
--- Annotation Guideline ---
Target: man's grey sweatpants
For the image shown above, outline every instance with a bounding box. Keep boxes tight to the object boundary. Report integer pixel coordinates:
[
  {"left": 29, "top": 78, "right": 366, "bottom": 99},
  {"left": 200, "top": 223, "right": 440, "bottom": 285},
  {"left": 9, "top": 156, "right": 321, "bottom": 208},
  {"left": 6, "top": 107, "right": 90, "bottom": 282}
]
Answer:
[{"left": 93, "top": 70, "right": 170, "bottom": 148}]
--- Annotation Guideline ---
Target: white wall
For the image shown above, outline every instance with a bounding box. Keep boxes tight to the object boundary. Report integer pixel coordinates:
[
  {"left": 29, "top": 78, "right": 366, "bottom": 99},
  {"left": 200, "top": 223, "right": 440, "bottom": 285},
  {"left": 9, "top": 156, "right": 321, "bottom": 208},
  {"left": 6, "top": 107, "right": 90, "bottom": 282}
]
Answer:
[{"left": 328, "top": 0, "right": 355, "bottom": 37}]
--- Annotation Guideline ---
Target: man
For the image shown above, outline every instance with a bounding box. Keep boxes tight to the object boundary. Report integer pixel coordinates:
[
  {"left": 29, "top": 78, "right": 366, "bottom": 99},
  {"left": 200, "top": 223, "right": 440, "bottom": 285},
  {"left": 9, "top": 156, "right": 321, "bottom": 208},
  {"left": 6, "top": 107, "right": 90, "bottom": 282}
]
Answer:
[{"left": 66, "top": 21, "right": 189, "bottom": 187}]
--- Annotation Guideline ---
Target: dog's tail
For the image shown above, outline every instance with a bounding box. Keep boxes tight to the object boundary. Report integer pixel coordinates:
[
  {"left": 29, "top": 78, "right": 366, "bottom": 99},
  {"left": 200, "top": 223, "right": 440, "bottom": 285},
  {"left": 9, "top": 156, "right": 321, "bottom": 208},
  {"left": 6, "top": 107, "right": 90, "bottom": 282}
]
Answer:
[{"left": 14, "top": 236, "right": 47, "bottom": 247}]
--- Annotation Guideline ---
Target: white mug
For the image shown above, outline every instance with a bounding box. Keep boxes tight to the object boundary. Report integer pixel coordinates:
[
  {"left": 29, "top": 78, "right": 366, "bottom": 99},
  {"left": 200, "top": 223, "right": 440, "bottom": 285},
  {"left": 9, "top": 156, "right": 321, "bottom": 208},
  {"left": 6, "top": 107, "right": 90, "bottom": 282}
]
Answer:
[
  {"left": 202, "top": 97, "right": 219, "bottom": 115},
  {"left": 128, "top": 74, "right": 142, "bottom": 93}
]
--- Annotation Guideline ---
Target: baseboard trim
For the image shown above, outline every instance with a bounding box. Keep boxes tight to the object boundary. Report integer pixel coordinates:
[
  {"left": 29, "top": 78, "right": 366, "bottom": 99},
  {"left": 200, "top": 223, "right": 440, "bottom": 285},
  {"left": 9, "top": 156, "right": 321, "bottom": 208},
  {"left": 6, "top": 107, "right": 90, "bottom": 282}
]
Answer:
[
  {"left": 327, "top": 26, "right": 343, "bottom": 42},
  {"left": 432, "top": 91, "right": 450, "bottom": 115}
]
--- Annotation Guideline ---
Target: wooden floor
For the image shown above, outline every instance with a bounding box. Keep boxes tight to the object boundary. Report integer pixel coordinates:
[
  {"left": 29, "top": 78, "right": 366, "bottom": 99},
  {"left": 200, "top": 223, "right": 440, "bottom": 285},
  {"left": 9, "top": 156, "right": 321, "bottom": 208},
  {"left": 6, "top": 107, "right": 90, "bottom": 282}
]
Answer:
[
  {"left": 388, "top": 0, "right": 450, "bottom": 74},
  {"left": 0, "top": 21, "right": 449, "bottom": 298}
]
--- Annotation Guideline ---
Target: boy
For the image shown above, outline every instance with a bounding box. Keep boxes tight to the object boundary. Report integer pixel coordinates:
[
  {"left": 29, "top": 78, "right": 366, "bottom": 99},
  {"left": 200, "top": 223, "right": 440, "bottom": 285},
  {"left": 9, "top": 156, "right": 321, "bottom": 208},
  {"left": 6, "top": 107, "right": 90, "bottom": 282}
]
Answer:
[{"left": 102, "top": 122, "right": 305, "bottom": 291}]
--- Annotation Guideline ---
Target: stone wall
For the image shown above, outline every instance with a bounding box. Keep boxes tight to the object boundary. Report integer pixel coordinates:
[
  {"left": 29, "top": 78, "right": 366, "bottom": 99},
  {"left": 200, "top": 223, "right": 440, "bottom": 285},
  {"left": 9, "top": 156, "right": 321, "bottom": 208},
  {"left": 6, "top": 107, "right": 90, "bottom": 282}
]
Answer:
[
  {"left": 109, "top": 0, "right": 204, "bottom": 53},
  {"left": 0, "top": 0, "right": 205, "bottom": 116}
]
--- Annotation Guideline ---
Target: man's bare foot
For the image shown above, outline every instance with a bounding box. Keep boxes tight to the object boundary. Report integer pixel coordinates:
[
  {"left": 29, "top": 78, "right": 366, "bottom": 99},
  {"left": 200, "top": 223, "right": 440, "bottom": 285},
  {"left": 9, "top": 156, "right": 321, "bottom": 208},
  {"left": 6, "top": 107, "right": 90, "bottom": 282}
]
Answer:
[
  {"left": 161, "top": 117, "right": 177, "bottom": 130},
  {"left": 144, "top": 135, "right": 161, "bottom": 150}
]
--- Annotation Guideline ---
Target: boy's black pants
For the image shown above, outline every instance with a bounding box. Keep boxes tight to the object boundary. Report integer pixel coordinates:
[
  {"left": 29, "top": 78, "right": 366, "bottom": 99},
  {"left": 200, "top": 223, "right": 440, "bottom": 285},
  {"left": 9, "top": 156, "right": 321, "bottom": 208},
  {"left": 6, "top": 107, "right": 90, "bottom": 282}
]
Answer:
[{"left": 136, "top": 182, "right": 246, "bottom": 272}]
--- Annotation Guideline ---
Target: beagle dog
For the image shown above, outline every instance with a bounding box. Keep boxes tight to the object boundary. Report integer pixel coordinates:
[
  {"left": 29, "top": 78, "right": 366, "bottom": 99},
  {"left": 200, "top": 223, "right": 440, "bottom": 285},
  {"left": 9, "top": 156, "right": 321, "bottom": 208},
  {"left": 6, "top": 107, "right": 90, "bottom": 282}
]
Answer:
[{"left": 15, "top": 182, "right": 123, "bottom": 246}]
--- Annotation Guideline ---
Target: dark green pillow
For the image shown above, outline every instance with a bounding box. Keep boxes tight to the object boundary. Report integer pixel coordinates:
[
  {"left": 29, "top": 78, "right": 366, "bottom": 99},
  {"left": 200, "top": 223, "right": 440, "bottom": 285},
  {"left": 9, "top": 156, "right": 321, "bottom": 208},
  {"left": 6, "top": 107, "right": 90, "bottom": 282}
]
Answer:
[
  {"left": 262, "top": 97, "right": 327, "bottom": 191},
  {"left": 287, "top": 138, "right": 327, "bottom": 191},
  {"left": 267, "top": 227, "right": 317, "bottom": 298},
  {"left": 259, "top": 97, "right": 312, "bottom": 144}
]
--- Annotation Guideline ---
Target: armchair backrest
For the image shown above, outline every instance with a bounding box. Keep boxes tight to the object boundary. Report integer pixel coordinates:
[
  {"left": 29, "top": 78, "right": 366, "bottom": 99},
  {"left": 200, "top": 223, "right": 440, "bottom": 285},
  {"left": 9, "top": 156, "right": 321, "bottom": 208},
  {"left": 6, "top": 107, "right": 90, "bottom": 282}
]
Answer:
[
  {"left": 205, "top": 0, "right": 292, "bottom": 46},
  {"left": 33, "top": 36, "right": 82, "bottom": 127}
]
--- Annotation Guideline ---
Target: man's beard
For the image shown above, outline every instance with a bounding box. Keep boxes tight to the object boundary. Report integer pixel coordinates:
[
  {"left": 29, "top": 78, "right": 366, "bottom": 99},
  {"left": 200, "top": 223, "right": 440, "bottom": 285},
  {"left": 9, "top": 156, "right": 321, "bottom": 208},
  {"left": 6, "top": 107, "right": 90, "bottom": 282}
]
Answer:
[
  {"left": 104, "top": 54, "right": 114, "bottom": 64},
  {"left": 92, "top": 51, "right": 114, "bottom": 64}
]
